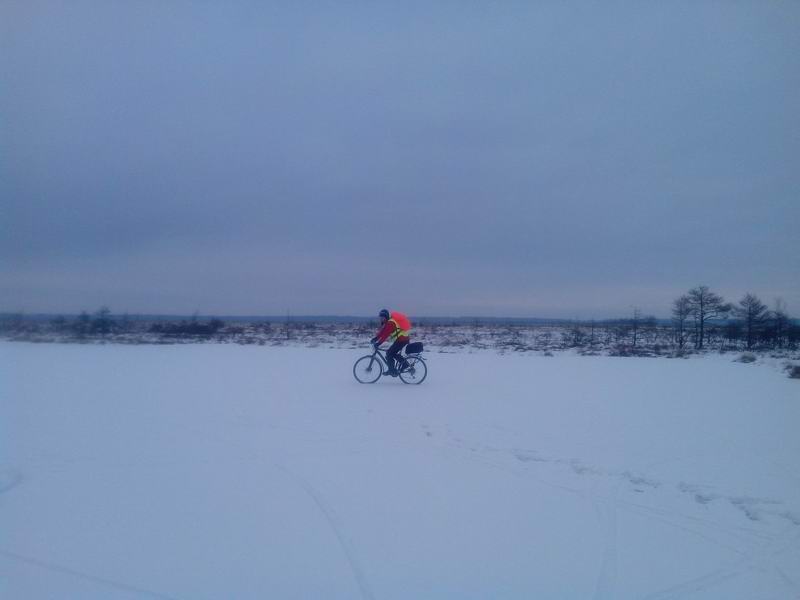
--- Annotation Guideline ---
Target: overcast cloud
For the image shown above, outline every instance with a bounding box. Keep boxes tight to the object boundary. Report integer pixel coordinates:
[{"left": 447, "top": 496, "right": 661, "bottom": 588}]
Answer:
[{"left": 2, "top": 1, "right": 798, "bottom": 318}]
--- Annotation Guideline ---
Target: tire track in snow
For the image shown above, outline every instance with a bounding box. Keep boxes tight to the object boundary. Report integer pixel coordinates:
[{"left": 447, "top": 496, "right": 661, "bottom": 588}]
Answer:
[
  {"left": 776, "top": 566, "right": 800, "bottom": 599},
  {"left": 435, "top": 431, "right": 795, "bottom": 597},
  {"left": 433, "top": 436, "right": 746, "bottom": 598},
  {"left": 382, "top": 409, "right": 800, "bottom": 598},
  {"left": 436, "top": 436, "right": 755, "bottom": 597},
  {"left": 640, "top": 531, "right": 800, "bottom": 600},
  {"left": 640, "top": 562, "right": 746, "bottom": 600},
  {"left": 591, "top": 478, "right": 621, "bottom": 600},
  {"left": 511, "top": 445, "right": 800, "bottom": 538},
  {"left": 166, "top": 420, "right": 377, "bottom": 599},
  {"left": 444, "top": 437, "right": 753, "bottom": 551},
  {"left": 0, "top": 468, "right": 23, "bottom": 494},
  {"left": 276, "top": 465, "right": 375, "bottom": 600},
  {"left": 0, "top": 550, "right": 183, "bottom": 600}
]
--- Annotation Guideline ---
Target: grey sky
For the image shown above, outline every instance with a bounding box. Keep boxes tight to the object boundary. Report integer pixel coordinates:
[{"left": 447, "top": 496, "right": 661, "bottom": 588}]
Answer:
[{"left": 2, "top": 1, "right": 798, "bottom": 318}]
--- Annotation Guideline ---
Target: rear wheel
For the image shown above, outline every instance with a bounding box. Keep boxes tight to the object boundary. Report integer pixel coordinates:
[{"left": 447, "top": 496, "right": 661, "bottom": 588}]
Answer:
[
  {"left": 399, "top": 356, "right": 427, "bottom": 385},
  {"left": 353, "top": 355, "right": 383, "bottom": 384}
]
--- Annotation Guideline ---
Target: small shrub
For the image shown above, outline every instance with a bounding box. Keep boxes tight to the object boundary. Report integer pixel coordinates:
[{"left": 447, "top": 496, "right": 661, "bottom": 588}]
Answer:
[
  {"left": 786, "top": 365, "right": 800, "bottom": 379},
  {"left": 736, "top": 353, "right": 757, "bottom": 364}
]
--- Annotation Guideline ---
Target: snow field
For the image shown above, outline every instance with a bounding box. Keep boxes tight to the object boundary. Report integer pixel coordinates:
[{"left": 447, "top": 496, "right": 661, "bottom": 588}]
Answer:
[{"left": 1, "top": 342, "right": 799, "bottom": 599}]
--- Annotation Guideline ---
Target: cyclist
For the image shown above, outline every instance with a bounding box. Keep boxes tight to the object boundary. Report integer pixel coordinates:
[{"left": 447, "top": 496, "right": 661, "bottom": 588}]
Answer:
[{"left": 371, "top": 309, "right": 411, "bottom": 376}]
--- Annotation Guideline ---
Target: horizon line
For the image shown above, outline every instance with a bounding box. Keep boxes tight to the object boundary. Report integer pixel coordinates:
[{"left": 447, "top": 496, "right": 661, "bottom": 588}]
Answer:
[{"left": 0, "top": 310, "right": 678, "bottom": 323}]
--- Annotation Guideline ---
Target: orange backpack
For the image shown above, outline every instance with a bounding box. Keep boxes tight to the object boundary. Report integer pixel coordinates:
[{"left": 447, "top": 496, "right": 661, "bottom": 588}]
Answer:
[{"left": 390, "top": 311, "right": 411, "bottom": 332}]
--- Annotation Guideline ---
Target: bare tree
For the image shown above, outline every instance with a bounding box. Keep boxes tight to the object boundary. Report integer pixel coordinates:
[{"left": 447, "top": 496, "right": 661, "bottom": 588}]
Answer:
[
  {"left": 733, "top": 293, "right": 768, "bottom": 349},
  {"left": 767, "top": 299, "right": 792, "bottom": 349},
  {"left": 74, "top": 311, "right": 91, "bottom": 336},
  {"left": 91, "top": 306, "right": 114, "bottom": 335},
  {"left": 672, "top": 295, "right": 691, "bottom": 349},
  {"left": 724, "top": 320, "right": 743, "bottom": 348},
  {"left": 568, "top": 322, "right": 586, "bottom": 347},
  {"left": 686, "top": 285, "right": 731, "bottom": 350},
  {"left": 631, "top": 308, "right": 641, "bottom": 347},
  {"left": 641, "top": 315, "right": 659, "bottom": 345}
]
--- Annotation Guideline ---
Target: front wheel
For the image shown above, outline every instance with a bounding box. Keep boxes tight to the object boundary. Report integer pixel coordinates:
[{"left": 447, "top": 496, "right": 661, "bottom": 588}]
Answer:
[
  {"left": 353, "top": 355, "right": 382, "bottom": 384},
  {"left": 399, "top": 356, "right": 427, "bottom": 385}
]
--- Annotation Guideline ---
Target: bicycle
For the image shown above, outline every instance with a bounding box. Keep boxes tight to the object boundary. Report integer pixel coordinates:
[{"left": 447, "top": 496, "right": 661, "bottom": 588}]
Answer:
[{"left": 353, "top": 343, "right": 428, "bottom": 385}]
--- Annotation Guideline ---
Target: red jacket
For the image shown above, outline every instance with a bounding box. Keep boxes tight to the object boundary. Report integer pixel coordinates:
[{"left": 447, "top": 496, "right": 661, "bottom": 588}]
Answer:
[{"left": 375, "top": 319, "right": 410, "bottom": 344}]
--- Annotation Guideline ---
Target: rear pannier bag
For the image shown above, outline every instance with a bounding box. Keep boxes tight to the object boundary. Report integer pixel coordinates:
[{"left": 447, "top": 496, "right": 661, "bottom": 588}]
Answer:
[{"left": 405, "top": 342, "right": 423, "bottom": 355}]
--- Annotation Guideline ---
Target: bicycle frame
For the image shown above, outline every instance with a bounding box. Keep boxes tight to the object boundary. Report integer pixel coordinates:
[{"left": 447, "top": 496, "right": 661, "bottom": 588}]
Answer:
[
  {"left": 368, "top": 345, "right": 411, "bottom": 372},
  {"left": 366, "top": 346, "right": 390, "bottom": 371}
]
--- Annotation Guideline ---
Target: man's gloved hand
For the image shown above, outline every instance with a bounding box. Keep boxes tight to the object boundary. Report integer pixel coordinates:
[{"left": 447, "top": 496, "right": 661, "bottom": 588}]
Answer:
[{"left": 370, "top": 337, "right": 378, "bottom": 345}]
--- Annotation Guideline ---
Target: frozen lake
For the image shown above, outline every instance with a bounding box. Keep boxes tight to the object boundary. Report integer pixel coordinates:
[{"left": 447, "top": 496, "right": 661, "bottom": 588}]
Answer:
[{"left": 2, "top": 342, "right": 799, "bottom": 599}]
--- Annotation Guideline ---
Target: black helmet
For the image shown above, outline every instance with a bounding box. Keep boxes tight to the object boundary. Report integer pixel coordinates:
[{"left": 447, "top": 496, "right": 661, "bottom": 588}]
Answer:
[{"left": 379, "top": 309, "right": 390, "bottom": 320}]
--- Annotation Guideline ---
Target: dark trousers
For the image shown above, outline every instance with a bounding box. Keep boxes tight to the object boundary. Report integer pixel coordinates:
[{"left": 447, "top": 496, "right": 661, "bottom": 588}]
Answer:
[{"left": 386, "top": 339, "right": 409, "bottom": 372}]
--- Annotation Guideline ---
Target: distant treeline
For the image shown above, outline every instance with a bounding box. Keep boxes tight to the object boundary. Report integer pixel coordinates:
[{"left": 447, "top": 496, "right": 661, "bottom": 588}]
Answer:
[
  {"left": 0, "top": 309, "right": 229, "bottom": 338},
  {"left": 668, "top": 286, "right": 796, "bottom": 351},
  {"left": 551, "top": 286, "right": 798, "bottom": 352},
  {"left": 1, "top": 286, "right": 798, "bottom": 351}
]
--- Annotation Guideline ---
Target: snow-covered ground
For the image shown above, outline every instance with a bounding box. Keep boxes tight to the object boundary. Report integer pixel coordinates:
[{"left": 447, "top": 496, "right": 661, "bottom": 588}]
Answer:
[{"left": 2, "top": 342, "right": 799, "bottom": 599}]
